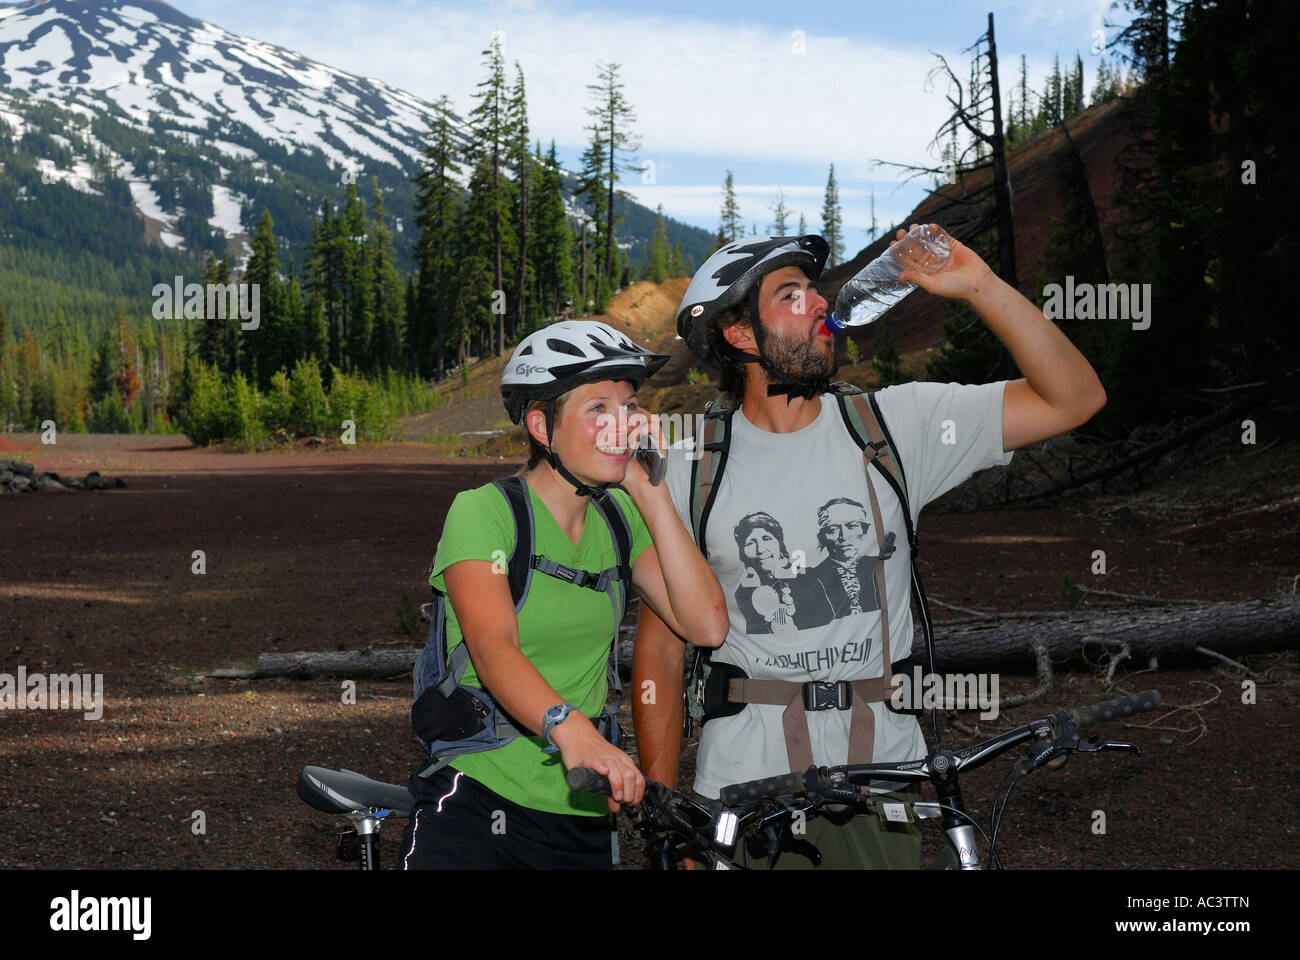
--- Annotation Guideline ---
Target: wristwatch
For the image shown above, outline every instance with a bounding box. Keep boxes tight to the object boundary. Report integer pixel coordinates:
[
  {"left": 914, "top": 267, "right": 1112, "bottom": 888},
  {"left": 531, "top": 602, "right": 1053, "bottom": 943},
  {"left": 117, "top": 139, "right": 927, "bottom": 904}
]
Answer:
[{"left": 541, "top": 703, "right": 578, "bottom": 753}]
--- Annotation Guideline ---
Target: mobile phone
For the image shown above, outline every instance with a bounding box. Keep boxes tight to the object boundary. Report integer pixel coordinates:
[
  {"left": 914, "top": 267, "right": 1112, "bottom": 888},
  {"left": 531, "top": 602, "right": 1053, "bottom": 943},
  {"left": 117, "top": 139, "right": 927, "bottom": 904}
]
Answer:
[{"left": 634, "top": 434, "right": 666, "bottom": 486}]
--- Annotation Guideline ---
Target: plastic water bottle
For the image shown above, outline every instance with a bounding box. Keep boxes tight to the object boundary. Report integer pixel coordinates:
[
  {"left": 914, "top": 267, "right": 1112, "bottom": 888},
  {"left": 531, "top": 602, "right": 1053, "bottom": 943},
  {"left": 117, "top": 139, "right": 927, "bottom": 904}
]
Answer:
[{"left": 819, "top": 224, "right": 953, "bottom": 335}]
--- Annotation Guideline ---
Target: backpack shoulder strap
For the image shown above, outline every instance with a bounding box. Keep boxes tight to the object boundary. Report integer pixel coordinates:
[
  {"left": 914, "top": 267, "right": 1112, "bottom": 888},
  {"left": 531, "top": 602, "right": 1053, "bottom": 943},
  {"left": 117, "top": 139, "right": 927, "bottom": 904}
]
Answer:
[
  {"left": 589, "top": 489, "right": 634, "bottom": 623},
  {"left": 833, "top": 385, "right": 914, "bottom": 553},
  {"left": 433, "top": 478, "right": 534, "bottom": 698},
  {"left": 490, "top": 476, "right": 536, "bottom": 610},
  {"left": 590, "top": 489, "right": 635, "bottom": 697},
  {"left": 689, "top": 395, "right": 737, "bottom": 560}
]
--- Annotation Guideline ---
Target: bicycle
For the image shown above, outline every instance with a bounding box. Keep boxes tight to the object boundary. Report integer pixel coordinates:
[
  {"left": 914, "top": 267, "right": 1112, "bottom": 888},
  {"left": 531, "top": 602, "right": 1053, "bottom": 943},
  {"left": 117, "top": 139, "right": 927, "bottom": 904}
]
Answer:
[
  {"left": 567, "top": 689, "right": 1163, "bottom": 869},
  {"left": 296, "top": 689, "right": 1160, "bottom": 869}
]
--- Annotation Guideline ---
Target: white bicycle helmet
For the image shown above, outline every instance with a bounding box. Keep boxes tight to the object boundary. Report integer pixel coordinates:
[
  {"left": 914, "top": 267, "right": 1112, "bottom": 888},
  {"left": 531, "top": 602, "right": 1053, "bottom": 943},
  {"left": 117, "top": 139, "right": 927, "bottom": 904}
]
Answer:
[
  {"left": 501, "top": 320, "right": 669, "bottom": 495},
  {"left": 676, "top": 234, "right": 829, "bottom": 367},
  {"left": 501, "top": 320, "right": 669, "bottom": 424}
]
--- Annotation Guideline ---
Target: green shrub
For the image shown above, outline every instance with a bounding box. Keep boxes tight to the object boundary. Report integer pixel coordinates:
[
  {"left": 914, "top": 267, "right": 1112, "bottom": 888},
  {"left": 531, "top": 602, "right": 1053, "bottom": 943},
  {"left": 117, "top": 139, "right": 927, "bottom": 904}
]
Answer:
[
  {"left": 262, "top": 368, "right": 292, "bottom": 432},
  {"left": 183, "top": 361, "right": 231, "bottom": 445},
  {"left": 289, "top": 357, "right": 330, "bottom": 436},
  {"left": 228, "top": 371, "right": 266, "bottom": 449},
  {"left": 87, "top": 394, "right": 132, "bottom": 434}
]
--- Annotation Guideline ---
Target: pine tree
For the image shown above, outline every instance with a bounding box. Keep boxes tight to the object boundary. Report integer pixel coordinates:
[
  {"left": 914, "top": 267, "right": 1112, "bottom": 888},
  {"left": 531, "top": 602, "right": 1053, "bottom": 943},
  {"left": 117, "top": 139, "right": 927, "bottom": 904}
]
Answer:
[
  {"left": 821, "top": 163, "right": 844, "bottom": 267},
  {"left": 1043, "top": 54, "right": 1063, "bottom": 126},
  {"left": 870, "top": 323, "right": 910, "bottom": 387},
  {"left": 1071, "top": 52, "right": 1085, "bottom": 116},
  {"left": 669, "top": 241, "right": 685, "bottom": 278},
  {"left": 365, "top": 179, "right": 403, "bottom": 374},
  {"left": 574, "top": 123, "right": 607, "bottom": 311},
  {"left": 466, "top": 34, "right": 517, "bottom": 354},
  {"left": 586, "top": 61, "right": 641, "bottom": 312},
  {"left": 769, "top": 187, "right": 790, "bottom": 236},
  {"left": 529, "top": 140, "right": 576, "bottom": 320},
  {"left": 338, "top": 183, "right": 372, "bottom": 373},
  {"left": 303, "top": 199, "right": 342, "bottom": 377},
  {"left": 1089, "top": 56, "right": 1118, "bottom": 106},
  {"left": 244, "top": 209, "right": 284, "bottom": 388},
  {"left": 649, "top": 204, "right": 670, "bottom": 284},
  {"left": 455, "top": 154, "right": 501, "bottom": 363},
  {"left": 198, "top": 252, "right": 235, "bottom": 376},
  {"left": 720, "top": 170, "right": 741, "bottom": 242},
  {"left": 411, "top": 95, "right": 461, "bottom": 379},
  {"left": 508, "top": 63, "right": 532, "bottom": 341},
  {"left": 798, "top": 212, "right": 807, "bottom": 235}
]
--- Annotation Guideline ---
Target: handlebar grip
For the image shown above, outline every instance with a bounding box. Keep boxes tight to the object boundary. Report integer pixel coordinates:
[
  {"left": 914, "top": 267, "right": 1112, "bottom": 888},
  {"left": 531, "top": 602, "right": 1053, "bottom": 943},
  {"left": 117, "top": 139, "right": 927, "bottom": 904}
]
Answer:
[
  {"left": 1069, "top": 689, "right": 1162, "bottom": 727},
  {"left": 719, "top": 771, "right": 808, "bottom": 805},
  {"left": 565, "top": 767, "right": 613, "bottom": 795}
]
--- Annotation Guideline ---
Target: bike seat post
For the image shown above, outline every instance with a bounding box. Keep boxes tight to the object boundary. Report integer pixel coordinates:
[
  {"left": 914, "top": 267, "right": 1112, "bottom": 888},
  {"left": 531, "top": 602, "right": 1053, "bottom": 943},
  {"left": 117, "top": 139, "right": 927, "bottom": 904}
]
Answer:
[{"left": 349, "top": 811, "right": 383, "bottom": 871}]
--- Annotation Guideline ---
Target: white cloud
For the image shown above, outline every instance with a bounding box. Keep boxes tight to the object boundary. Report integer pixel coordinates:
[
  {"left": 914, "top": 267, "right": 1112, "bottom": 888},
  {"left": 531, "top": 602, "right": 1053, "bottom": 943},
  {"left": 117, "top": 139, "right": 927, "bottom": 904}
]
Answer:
[{"left": 202, "top": 2, "right": 957, "bottom": 173}]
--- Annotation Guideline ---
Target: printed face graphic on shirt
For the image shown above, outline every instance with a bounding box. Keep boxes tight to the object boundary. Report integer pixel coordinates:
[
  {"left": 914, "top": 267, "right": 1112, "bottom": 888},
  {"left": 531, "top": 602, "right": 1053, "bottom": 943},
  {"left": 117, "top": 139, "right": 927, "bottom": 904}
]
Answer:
[
  {"left": 816, "top": 499, "right": 869, "bottom": 563},
  {"left": 742, "top": 527, "right": 789, "bottom": 577}
]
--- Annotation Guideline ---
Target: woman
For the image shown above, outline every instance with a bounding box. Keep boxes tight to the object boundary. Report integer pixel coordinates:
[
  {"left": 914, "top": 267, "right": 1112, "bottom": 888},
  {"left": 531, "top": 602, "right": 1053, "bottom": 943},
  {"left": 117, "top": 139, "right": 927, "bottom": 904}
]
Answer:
[
  {"left": 400, "top": 321, "right": 727, "bottom": 869},
  {"left": 733, "top": 512, "right": 833, "bottom": 634}
]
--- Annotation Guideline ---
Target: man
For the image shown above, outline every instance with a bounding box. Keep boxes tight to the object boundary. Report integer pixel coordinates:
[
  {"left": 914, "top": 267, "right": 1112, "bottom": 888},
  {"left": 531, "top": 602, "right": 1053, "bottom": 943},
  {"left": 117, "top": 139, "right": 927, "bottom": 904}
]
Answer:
[{"left": 631, "top": 226, "right": 1106, "bottom": 869}]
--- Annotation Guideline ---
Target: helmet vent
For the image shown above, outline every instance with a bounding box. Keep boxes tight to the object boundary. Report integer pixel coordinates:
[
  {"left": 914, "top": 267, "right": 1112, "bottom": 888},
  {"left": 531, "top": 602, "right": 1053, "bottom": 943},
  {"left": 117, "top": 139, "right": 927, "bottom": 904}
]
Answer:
[
  {"left": 546, "top": 338, "right": 585, "bottom": 358},
  {"left": 518, "top": 344, "right": 533, "bottom": 355}
]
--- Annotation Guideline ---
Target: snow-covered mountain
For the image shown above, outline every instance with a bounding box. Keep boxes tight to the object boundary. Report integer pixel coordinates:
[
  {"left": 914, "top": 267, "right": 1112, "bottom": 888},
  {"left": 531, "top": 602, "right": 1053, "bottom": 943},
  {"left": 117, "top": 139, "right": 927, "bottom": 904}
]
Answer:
[
  {"left": 0, "top": 0, "right": 709, "bottom": 301},
  {"left": 0, "top": 0, "right": 474, "bottom": 258},
  {"left": 0, "top": 0, "right": 461, "bottom": 175}
]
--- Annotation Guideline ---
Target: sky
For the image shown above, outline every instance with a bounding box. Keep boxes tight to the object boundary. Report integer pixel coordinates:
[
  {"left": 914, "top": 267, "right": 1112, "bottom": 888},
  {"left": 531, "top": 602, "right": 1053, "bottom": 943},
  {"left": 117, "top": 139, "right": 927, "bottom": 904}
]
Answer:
[{"left": 176, "top": 0, "right": 1130, "bottom": 243}]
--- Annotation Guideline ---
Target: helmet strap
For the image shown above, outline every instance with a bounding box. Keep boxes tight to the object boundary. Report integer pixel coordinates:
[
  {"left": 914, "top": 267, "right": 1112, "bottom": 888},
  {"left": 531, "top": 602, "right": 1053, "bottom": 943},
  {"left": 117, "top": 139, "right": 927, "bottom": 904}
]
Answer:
[{"left": 542, "top": 398, "right": 603, "bottom": 498}]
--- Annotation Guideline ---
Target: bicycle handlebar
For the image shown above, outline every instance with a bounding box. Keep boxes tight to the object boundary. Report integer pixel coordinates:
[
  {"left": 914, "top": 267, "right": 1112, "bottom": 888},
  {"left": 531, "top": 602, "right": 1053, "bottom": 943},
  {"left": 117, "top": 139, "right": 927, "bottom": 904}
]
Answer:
[
  {"left": 566, "top": 767, "right": 614, "bottom": 795},
  {"left": 721, "top": 689, "right": 1162, "bottom": 805}
]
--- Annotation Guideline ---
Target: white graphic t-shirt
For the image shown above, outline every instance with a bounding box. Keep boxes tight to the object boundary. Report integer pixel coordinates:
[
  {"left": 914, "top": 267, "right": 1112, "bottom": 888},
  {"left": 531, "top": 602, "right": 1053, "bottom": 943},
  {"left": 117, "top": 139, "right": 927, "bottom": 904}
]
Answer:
[{"left": 664, "top": 381, "right": 1013, "bottom": 798}]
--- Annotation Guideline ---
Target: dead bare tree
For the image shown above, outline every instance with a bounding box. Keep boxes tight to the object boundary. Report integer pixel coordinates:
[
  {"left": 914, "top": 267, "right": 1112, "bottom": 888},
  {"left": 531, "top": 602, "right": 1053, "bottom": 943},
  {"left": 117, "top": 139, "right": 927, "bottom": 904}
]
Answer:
[{"left": 871, "top": 13, "right": 1017, "bottom": 379}]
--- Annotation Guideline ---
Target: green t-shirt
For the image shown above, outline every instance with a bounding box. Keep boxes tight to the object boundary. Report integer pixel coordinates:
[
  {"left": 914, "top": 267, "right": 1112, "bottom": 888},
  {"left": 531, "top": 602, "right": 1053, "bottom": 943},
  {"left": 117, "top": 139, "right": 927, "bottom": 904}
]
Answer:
[{"left": 429, "top": 480, "right": 652, "bottom": 816}]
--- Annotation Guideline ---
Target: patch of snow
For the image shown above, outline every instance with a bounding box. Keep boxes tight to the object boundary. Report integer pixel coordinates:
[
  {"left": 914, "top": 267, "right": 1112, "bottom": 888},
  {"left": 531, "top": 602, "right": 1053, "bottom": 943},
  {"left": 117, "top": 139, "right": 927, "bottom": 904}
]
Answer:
[
  {"left": 3, "top": 19, "right": 76, "bottom": 75},
  {"left": 210, "top": 139, "right": 256, "bottom": 161},
  {"left": 209, "top": 184, "right": 245, "bottom": 236},
  {"left": 34, "top": 157, "right": 102, "bottom": 196}
]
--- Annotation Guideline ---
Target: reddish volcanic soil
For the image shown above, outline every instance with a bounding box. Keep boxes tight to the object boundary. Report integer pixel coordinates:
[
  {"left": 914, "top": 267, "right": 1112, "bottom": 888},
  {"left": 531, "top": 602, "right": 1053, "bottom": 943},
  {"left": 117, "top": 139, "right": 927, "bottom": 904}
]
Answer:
[{"left": 0, "top": 433, "right": 1296, "bottom": 870}]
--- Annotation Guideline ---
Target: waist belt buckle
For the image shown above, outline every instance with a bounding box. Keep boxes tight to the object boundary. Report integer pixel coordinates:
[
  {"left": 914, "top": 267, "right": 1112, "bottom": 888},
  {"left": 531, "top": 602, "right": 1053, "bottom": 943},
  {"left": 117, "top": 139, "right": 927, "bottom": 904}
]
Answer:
[{"left": 804, "top": 680, "right": 852, "bottom": 711}]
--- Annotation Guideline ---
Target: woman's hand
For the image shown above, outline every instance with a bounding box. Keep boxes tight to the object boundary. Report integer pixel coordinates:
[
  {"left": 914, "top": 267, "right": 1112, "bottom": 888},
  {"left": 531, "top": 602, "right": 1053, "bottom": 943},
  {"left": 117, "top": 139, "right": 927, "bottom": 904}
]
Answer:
[
  {"left": 894, "top": 223, "right": 997, "bottom": 302},
  {"left": 617, "top": 405, "right": 669, "bottom": 506},
  {"left": 550, "top": 711, "right": 646, "bottom": 812}
]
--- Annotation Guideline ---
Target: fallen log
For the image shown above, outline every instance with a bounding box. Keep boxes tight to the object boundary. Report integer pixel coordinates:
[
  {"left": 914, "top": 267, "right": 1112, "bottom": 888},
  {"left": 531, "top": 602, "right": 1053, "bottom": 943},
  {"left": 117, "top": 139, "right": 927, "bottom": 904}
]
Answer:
[
  {"left": 250, "top": 649, "right": 420, "bottom": 679},
  {"left": 930, "top": 598, "right": 1300, "bottom": 671},
  {"left": 237, "top": 599, "right": 1299, "bottom": 680}
]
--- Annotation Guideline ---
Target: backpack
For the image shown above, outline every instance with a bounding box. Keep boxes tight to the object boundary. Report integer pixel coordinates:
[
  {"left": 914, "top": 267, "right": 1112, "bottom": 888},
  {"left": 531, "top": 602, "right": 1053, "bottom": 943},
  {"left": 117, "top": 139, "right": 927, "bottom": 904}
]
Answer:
[
  {"left": 683, "top": 381, "right": 939, "bottom": 736},
  {"left": 411, "top": 476, "right": 633, "bottom": 776}
]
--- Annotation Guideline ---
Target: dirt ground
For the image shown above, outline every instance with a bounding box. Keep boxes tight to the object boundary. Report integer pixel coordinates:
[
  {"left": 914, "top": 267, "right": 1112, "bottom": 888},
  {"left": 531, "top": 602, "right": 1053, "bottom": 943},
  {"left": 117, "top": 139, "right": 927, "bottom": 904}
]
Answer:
[{"left": 1, "top": 430, "right": 1296, "bottom": 870}]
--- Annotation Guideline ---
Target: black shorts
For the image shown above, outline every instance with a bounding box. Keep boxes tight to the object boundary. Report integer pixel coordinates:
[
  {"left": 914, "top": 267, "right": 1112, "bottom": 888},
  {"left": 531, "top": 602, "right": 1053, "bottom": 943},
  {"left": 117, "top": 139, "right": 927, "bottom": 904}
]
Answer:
[{"left": 398, "top": 766, "right": 615, "bottom": 870}]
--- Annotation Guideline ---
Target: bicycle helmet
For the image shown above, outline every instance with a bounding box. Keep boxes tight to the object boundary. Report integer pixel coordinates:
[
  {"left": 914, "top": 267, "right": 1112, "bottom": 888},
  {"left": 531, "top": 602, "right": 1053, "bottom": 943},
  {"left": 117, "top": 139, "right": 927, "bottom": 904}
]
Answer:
[
  {"left": 676, "top": 234, "right": 831, "bottom": 398},
  {"left": 501, "top": 320, "right": 669, "bottom": 495}
]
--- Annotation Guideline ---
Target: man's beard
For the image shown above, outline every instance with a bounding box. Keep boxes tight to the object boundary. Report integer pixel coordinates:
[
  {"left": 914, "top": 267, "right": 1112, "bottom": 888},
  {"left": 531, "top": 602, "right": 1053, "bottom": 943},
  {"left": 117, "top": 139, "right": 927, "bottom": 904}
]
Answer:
[{"left": 761, "top": 324, "right": 836, "bottom": 387}]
